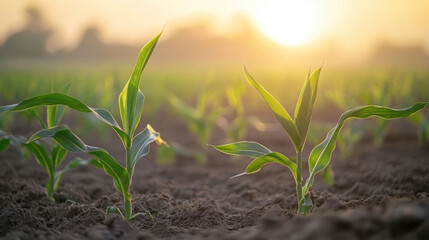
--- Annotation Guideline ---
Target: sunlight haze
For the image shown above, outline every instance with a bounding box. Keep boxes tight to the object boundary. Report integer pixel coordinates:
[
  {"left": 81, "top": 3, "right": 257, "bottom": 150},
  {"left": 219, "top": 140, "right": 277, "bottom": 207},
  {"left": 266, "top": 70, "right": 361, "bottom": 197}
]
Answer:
[{"left": 0, "top": 0, "right": 428, "bottom": 63}]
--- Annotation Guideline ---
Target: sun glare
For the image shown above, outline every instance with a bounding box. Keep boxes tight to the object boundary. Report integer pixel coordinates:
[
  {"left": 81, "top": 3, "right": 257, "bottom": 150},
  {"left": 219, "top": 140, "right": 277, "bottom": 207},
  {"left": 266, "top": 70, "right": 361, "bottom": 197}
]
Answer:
[{"left": 252, "top": 0, "right": 319, "bottom": 46}]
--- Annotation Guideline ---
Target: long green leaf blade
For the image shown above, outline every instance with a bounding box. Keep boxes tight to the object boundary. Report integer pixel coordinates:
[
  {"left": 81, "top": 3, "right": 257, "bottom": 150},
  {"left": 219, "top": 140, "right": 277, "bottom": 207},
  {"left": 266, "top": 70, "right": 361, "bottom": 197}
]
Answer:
[
  {"left": 0, "top": 93, "right": 130, "bottom": 147},
  {"left": 28, "top": 126, "right": 129, "bottom": 195},
  {"left": 119, "top": 32, "right": 161, "bottom": 137},
  {"left": 303, "top": 102, "right": 428, "bottom": 194},
  {"left": 213, "top": 141, "right": 271, "bottom": 158},
  {"left": 244, "top": 66, "right": 301, "bottom": 150},
  {"left": 294, "top": 67, "right": 321, "bottom": 148}
]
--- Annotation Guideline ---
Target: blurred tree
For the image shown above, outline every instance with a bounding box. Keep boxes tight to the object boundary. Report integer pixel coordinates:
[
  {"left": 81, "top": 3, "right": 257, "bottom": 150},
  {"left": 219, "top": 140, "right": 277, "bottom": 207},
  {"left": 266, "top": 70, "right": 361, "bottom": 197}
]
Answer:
[{"left": 0, "top": 5, "right": 52, "bottom": 59}]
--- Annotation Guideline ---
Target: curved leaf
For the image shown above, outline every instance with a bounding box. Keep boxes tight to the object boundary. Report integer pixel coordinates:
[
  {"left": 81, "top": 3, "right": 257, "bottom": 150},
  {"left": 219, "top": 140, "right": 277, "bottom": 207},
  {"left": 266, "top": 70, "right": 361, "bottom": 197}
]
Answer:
[
  {"left": 303, "top": 103, "right": 428, "bottom": 194},
  {"left": 27, "top": 126, "right": 129, "bottom": 195},
  {"left": 239, "top": 152, "right": 297, "bottom": 180},
  {"left": 130, "top": 124, "right": 161, "bottom": 174},
  {"left": 213, "top": 141, "right": 271, "bottom": 158},
  {"left": 28, "top": 108, "right": 47, "bottom": 129},
  {"left": 294, "top": 67, "right": 321, "bottom": 148},
  {"left": 244, "top": 66, "right": 301, "bottom": 150},
  {"left": 0, "top": 93, "right": 130, "bottom": 147},
  {"left": 119, "top": 32, "right": 161, "bottom": 137}
]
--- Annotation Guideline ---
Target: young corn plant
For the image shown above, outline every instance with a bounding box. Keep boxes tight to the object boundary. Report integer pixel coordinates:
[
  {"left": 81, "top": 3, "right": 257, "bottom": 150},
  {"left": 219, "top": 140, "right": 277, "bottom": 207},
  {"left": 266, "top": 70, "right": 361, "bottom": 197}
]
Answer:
[
  {"left": 0, "top": 84, "right": 95, "bottom": 201},
  {"left": 213, "top": 66, "right": 428, "bottom": 216},
  {"left": 0, "top": 32, "right": 165, "bottom": 221},
  {"left": 169, "top": 93, "right": 220, "bottom": 162}
]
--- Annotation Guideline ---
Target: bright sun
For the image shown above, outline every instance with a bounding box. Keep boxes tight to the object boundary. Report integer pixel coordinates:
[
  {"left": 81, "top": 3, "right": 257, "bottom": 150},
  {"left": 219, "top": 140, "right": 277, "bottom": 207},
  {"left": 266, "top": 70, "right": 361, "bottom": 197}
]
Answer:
[{"left": 252, "top": 0, "right": 319, "bottom": 46}]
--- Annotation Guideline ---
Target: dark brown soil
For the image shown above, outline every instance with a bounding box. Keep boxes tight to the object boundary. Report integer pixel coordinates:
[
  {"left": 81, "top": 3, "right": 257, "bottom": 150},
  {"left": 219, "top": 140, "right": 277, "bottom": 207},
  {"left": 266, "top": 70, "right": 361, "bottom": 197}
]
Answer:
[{"left": 1, "top": 114, "right": 429, "bottom": 240}]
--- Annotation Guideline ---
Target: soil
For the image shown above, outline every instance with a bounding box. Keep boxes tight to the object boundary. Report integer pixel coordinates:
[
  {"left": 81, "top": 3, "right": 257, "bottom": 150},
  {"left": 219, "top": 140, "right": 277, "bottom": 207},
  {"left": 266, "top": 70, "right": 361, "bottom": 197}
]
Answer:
[{"left": 1, "top": 111, "right": 429, "bottom": 240}]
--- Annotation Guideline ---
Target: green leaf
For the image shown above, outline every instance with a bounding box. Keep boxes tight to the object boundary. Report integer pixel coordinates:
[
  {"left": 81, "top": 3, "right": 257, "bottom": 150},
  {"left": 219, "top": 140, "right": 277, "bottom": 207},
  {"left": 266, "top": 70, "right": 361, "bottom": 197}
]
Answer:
[
  {"left": 0, "top": 133, "right": 20, "bottom": 151},
  {"left": 51, "top": 143, "right": 67, "bottom": 167},
  {"left": 0, "top": 138, "right": 10, "bottom": 152},
  {"left": 130, "top": 124, "right": 161, "bottom": 174},
  {"left": 22, "top": 141, "right": 53, "bottom": 173},
  {"left": 244, "top": 66, "right": 301, "bottom": 150},
  {"left": 213, "top": 141, "right": 297, "bottom": 180},
  {"left": 321, "top": 165, "right": 334, "bottom": 187},
  {"left": 303, "top": 102, "right": 428, "bottom": 194},
  {"left": 106, "top": 206, "right": 124, "bottom": 219},
  {"left": 27, "top": 126, "right": 129, "bottom": 195},
  {"left": 237, "top": 152, "right": 297, "bottom": 180},
  {"left": 119, "top": 32, "right": 161, "bottom": 138},
  {"left": 130, "top": 210, "right": 153, "bottom": 223},
  {"left": 28, "top": 108, "right": 47, "bottom": 129},
  {"left": 294, "top": 67, "right": 321, "bottom": 148},
  {"left": 213, "top": 141, "right": 271, "bottom": 158},
  {"left": 0, "top": 93, "right": 130, "bottom": 148}
]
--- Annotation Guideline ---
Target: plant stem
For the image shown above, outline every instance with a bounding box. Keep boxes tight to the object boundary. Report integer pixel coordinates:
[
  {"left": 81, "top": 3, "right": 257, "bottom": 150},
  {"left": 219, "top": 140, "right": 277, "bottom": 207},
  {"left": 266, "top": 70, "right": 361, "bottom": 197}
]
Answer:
[
  {"left": 47, "top": 175, "right": 55, "bottom": 202},
  {"left": 46, "top": 169, "right": 55, "bottom": 202},
  {"left": 296, "top": 150, "right": 303, "bottom": 215},
  {"left": 124, "top": 148, "right": 133, "bottom": 220},
  {"left": 124, "top": 195, "right": 132, "bottom": 220},
  {"left": 126, "top": 148, "right": 132, "bottom": 177}
]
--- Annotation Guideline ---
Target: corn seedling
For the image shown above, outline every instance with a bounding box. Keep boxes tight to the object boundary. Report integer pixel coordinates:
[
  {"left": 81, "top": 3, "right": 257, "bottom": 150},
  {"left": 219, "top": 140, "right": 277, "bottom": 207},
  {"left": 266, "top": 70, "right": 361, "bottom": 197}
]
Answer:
[
  {"left": 169, "top": 92, "right": 220, "bottom": 162},
  {"left": 213, "top": 66, "right": 428, "bottom": 216},
  {"left": 0, "top": 32, "right": 165, "bottom": 221},
  {"left": 0, "top": 84, "right": 96, "bottom": 201}
]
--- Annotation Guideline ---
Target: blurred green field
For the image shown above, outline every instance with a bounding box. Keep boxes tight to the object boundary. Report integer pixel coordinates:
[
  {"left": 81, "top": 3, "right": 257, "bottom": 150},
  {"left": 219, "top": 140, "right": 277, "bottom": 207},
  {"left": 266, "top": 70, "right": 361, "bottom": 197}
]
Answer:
[
  {"left": 1, "top": 66, "right": 428, "bottom": 109},
  {"left": 1, "top": 66, "right": 428, "bottom": 149}
]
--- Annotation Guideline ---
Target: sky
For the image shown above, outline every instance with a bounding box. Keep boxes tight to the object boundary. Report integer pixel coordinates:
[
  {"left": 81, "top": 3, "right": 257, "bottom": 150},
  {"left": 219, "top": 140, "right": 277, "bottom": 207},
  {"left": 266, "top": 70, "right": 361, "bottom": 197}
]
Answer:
[{"left": 0, "top": 0, "right": 428, "bottom": 58}]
